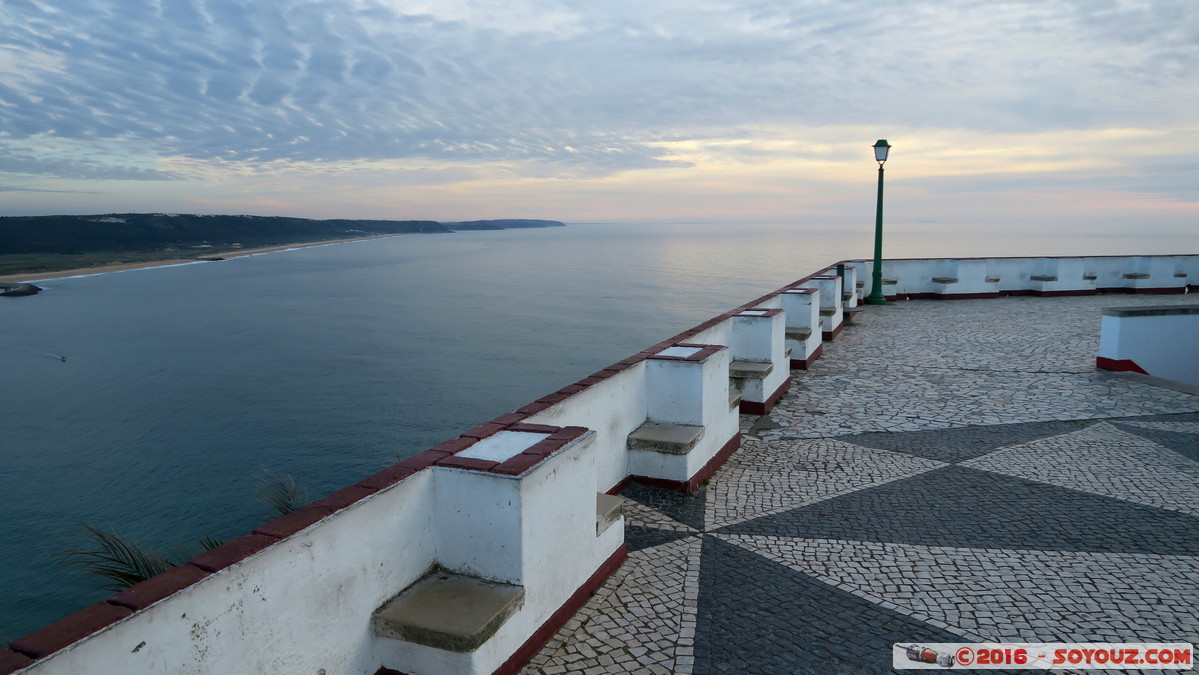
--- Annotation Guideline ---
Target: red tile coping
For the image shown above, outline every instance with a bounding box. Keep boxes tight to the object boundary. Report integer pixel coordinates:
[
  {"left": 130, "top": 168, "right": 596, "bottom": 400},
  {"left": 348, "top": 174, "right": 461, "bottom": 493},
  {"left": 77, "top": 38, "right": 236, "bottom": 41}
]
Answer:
[
  {"left": 356, "top": 464, "right": 418, "bottom": 491},
  {"left": 188, "top": 534, "right": 278, "bottom": 573},
  {"left": 734, "top": 307, "right": 783, "bottom": 318},
  {"left": 309, "top": 484, "right": 378, "bottom": 511},
  {"left": 549, "top": 426, "right": 588, "bottom": 442},
  {"left": 522, "top": 437, "right": 567, "bottom": 457},
  {"left": 459, "top": 422, "right": 508, "bottom": 440},
  {"left": 490, "top": 412, "right": 530, "bottom": 426},
  {"left": 508, "top": 422, "right": 559, "bottom": 433},
  {"left": 108, "top": 563, "right": 210, "bottom": 611},
  {"left": 0, "top": 650, "right": 33, "bottom": 675},
  {"left": 9, "top": 602, "right": 133, "bottom": 659},
  {"left": 252, "top": 506, "right": 333, "bottom": 539},
  {"left": 534, "top": 391, "right": 572, "bottom": 405},
  {"left": 646, "top": 343, "right": 726, "bottom": 363},
  {"left": 434, "top": 455, "right": 500, "bottom": 471},
  {"left": 599, "top": 361, "right": 638, "bottom": 374},
  {"left": 438, "top": 426, "right": 591, "bottom": 476},
  {"left": 491, "top": 452, "right": 545, "bottom": 476},
  {"left": 392, "top": 449, "right": 450, "bottom": 472},
  {"left": 516, "top": 400, "right": 555, "bottom": 415},
  {"left": 495, "top": 544, "right": 629, "bottom": 675}
]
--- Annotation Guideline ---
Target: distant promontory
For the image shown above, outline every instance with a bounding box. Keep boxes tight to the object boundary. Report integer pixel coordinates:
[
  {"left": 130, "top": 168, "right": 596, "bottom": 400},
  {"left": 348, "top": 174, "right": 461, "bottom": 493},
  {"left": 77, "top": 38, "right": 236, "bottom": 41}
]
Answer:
[{"left": 0, "top": 214, "right": 565, "bottom": 277}]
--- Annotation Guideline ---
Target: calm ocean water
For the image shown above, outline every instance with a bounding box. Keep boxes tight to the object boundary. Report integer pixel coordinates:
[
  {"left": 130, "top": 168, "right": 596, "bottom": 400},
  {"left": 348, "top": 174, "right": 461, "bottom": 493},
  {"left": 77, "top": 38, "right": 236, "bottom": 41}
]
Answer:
[{"left": 1, "top": 221, "right": 1194, "bottom": 641}]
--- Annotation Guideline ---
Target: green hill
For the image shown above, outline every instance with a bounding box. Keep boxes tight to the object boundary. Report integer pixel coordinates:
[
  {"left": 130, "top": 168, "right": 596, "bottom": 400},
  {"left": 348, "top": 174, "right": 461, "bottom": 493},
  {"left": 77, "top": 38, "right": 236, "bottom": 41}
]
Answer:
[{"left": 0, "top": 214, "right": 565, "bottom": 276}]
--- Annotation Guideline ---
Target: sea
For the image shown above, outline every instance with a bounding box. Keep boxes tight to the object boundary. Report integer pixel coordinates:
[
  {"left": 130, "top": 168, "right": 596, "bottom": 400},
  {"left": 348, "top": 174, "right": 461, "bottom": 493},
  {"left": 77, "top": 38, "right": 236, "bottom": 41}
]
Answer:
[{"left": 1, "top": 221, "right": 1194, "bottom": 642}]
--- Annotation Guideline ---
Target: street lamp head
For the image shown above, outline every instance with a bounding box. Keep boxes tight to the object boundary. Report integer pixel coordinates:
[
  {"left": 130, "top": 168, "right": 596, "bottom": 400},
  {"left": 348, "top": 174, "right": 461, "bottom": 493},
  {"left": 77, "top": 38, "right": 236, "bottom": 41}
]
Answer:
[{"left": 873, "top": 139, "right": 891, "bottom": 165}]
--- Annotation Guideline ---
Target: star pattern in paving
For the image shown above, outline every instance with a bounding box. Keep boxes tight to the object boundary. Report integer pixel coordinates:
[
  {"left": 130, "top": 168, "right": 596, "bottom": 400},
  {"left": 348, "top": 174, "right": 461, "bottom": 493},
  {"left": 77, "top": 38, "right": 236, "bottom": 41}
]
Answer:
[
  {"left": 523, "top": 413, "right": 1199, "bottom": 674},
  {"left": 523, "top": 295, "right": 1199, "bottom": 674}
]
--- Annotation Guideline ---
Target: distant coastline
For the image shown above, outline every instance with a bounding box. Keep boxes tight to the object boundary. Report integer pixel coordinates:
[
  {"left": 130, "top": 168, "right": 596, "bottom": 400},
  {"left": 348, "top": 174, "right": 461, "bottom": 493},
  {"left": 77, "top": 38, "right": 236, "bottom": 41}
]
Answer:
[
  {"left": 0, "top": 215, "right": 564, "bottom": 282},
  {"left": 0, "top": 233, "right": 409, "bottom": 283}
]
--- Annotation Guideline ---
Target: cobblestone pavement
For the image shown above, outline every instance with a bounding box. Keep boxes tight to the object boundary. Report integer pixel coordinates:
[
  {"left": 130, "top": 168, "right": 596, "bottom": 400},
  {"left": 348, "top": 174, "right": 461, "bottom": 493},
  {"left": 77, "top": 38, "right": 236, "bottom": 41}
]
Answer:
[{"left": 523, "top": 294, "right": 1199, "bottom": 674}]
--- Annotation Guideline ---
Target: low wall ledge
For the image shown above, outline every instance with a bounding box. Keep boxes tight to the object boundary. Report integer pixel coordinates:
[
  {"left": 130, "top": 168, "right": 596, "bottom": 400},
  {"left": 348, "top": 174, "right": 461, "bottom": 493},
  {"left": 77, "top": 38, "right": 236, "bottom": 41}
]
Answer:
[{"left": 1101, "top": 305, "right": 1199, "bottom": 317}]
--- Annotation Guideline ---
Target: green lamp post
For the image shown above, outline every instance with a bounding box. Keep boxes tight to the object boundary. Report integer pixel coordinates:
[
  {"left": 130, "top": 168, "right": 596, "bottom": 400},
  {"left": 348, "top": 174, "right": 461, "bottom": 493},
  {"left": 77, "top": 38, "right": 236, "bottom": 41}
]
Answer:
[{"left": 866, "top": 139, "right": 891, "bottom": 305}]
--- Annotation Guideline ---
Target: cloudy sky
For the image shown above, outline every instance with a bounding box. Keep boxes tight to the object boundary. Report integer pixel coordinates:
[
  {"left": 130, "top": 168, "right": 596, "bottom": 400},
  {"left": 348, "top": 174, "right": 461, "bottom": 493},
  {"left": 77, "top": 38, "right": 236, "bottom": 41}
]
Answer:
[{"left": 0, "top": 0, "right": 1196, "bottom": 231}]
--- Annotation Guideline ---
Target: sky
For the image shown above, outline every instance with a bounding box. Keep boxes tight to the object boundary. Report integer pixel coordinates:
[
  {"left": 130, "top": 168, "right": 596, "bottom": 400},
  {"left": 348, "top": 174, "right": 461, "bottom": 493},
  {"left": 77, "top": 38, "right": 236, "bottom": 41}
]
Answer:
[{"left": 1, "top": 0, "right": 1197, "bottom": 232}]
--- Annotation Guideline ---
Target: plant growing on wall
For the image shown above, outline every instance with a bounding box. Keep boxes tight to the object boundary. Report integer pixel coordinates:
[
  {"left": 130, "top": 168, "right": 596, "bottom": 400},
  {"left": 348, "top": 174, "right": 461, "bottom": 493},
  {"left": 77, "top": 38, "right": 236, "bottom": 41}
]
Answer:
[
  {"left": 257, "top": 467, "right": 308, "bottom": 516},
  {"left": 59, "top": 470, "right": 307, "bottom": 590},
  {"left": 56, "top": 526, "right": 222, "bottom": 591}
]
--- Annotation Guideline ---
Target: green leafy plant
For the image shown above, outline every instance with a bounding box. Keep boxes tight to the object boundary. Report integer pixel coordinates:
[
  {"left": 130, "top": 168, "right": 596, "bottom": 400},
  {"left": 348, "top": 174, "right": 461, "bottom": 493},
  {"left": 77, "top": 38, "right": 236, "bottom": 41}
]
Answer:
[
  {"left": 57, "top": 526, "right": 178, "bottom": 591},
  {"left": 61, "top": 469, "right": 305, "bottom": 590},
  {"left": 257, "top": 467, "right": 307, "bottom": 516}
]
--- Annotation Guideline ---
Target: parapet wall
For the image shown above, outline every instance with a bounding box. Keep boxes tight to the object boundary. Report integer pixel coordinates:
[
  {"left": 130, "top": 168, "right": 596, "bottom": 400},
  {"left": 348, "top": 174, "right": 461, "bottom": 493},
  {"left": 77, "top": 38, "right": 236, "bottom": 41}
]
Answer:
[
  {"left": 1097, "top": 305, "right": 1199, "bottom": 388},
  {"left": 4, "top": 254, "right": 1196, "bottom": 675},
  {"left": 856, "top": 254, "right": 1199, "bottom": 300}
]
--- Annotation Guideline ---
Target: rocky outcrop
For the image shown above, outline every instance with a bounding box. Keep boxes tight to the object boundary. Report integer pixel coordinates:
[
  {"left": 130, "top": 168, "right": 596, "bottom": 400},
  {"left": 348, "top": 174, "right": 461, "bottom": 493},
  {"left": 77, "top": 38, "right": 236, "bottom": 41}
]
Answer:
[{"left": 0, "top": 282, "right": 42, "bottom": 297}]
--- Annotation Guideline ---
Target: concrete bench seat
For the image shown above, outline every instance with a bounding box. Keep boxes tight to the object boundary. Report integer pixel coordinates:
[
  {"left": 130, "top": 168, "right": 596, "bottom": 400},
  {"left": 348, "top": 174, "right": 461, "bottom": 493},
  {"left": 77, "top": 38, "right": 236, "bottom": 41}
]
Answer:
[
  {"left": 729, "top": 390, "right": 742, "bottom": 409},
  {"left": 1030, "top": 275, "right": 1058, "bottom": 282},
  {"left": 1123, "top": 273, "right": 1151, "bottom": 280},
  {"left": 595, "top": 494, "right": 624, "bottom": 535},
  {"left": 786, "top": 328, "right": 812, "bottom": 341},
  {"left": 373, "top": 570, "right": 525, "bottom": 653},
  {"left": 627, "top": 422, "right": 705, "bottom": 455},
  {"left": 729, "top": 360, "right": 774, "bottom": 379},
  {"left": 931, "top": 277, "right": 958, "bottom": 284},
  {"left": 819, "top": 308, "right": 837, "bottom": 317}
]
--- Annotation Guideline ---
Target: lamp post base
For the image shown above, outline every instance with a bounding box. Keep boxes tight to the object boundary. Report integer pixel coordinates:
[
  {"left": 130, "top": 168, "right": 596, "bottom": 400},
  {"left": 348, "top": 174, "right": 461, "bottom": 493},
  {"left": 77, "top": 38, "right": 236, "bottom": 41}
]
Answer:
[{"left": 865, "top": 294, "right": 886, "bottom": 305}]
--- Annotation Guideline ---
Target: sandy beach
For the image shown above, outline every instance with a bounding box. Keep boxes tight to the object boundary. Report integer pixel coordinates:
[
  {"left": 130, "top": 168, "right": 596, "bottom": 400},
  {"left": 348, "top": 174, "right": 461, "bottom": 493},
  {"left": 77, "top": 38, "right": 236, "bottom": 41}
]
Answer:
[{"left": 0, "top": 233, "right": 410, "bottom": 283}]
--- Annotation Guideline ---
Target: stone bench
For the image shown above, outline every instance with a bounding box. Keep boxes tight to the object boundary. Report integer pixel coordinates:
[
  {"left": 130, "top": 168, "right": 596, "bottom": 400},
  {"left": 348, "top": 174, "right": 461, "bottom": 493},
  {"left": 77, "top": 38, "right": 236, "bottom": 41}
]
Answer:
[
  {"left": 729, "top": 360, "right": 773, "bottom": 380},
  {"left": 627, "top": 421, "right": 705, "bottom": 455},
  {"left": 595, "top": 494, "right": 624, "bottom": 536},
  {"left": 373, "top": 570, "right": 525, "bottom": 654}
]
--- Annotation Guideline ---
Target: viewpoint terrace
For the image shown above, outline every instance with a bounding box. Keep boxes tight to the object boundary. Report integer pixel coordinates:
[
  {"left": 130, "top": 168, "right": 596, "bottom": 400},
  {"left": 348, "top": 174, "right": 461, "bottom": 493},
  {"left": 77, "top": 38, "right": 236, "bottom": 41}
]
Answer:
[{"left": 3, "top": 255, "right": 1198, "bottom": 675}]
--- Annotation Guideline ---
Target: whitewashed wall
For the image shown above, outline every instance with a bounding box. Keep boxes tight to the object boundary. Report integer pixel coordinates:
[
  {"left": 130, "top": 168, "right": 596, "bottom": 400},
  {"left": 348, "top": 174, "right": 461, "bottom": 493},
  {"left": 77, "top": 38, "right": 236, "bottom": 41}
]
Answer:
[
  {"left": 858, "top": 255, "right": 1197, "bottom": 299},
  {"left": 1098, "top": 306, "right": 1199, "bottom": 387}
]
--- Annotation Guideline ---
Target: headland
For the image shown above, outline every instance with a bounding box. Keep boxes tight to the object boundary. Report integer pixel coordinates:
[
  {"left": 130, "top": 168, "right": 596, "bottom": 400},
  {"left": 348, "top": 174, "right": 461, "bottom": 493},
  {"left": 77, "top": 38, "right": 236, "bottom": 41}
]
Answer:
[{"left": 0, "top": 214, "right": 564, "bottom": 281}]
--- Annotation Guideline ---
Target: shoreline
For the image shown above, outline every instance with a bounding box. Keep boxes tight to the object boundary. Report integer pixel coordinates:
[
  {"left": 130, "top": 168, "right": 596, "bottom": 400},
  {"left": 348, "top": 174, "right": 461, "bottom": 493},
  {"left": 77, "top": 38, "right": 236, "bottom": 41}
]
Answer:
[{"left": 0, "top": 233, "right": 411, "bottom": 283}]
